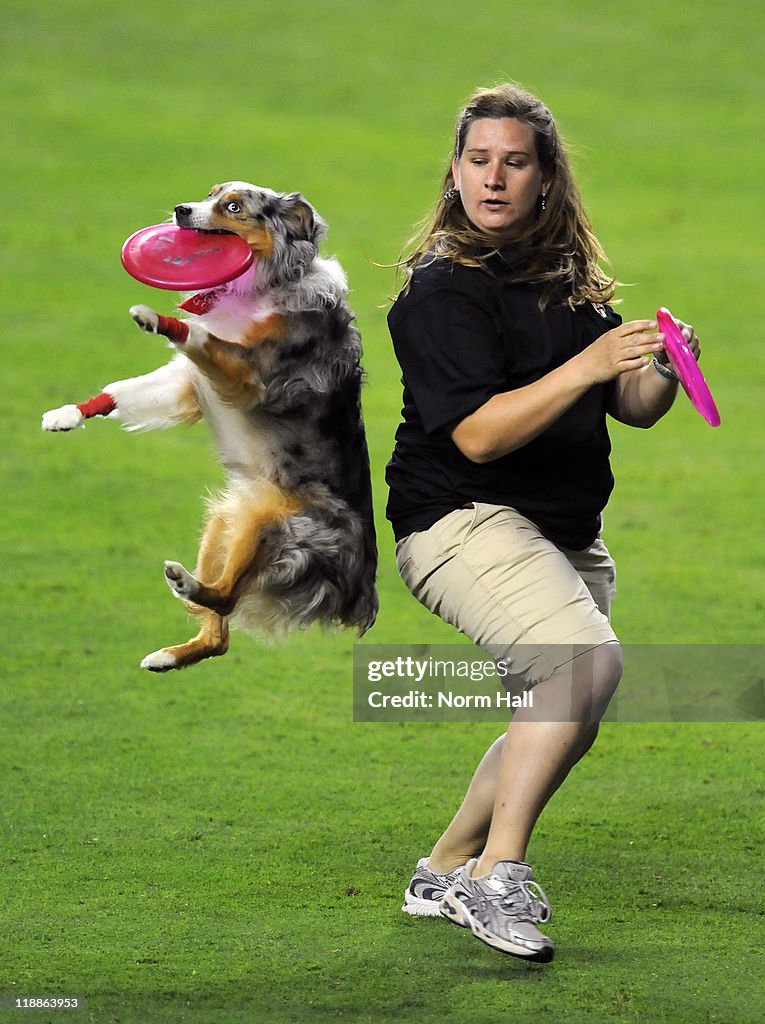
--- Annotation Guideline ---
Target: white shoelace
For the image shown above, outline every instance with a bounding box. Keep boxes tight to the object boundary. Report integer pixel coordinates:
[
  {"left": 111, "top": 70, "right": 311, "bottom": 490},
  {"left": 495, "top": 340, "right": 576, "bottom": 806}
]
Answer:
[{"left": 480, "top": 876, "right": 552, "bottom": 924}]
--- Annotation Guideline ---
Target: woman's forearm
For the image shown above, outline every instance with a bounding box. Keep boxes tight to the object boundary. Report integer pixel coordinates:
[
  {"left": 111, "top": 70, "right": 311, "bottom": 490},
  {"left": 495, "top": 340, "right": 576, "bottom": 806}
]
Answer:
[
  {"left": 451, "top": 319, "right": 662, "bottom": 463},
  {"left": 608, "top": 361, "right": 678, "bottom": 428},
  {"left": 451, "top": 359, "right": 593, "bottom": 462}
]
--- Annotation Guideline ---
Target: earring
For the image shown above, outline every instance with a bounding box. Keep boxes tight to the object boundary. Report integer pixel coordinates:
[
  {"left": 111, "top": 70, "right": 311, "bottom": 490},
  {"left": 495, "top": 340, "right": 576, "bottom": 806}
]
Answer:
[
  {"left": 540, "top": 192, "right": 547, "bottom": 212},
  {"left": 444, "top": 187, "right": 460, "bottom": 202}
]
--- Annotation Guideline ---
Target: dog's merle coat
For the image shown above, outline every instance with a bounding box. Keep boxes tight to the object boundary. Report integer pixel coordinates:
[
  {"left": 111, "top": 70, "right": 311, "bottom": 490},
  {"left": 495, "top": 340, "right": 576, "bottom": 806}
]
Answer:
[{"left": 42, "top": 182, "right": 378, "bottom": 670}]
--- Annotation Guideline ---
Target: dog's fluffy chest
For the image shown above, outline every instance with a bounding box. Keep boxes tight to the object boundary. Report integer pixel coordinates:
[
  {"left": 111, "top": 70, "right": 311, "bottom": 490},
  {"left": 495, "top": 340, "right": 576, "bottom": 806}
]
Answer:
[{"left": 194, "top": 291, "right": 278, "bottom": 344}]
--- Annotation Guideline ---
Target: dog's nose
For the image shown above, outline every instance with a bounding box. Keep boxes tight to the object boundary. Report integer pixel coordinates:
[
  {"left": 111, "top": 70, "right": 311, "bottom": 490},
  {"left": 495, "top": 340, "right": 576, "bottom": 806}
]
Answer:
[{"left": 174, "top": 204, "right": 192, "bottom": 220}]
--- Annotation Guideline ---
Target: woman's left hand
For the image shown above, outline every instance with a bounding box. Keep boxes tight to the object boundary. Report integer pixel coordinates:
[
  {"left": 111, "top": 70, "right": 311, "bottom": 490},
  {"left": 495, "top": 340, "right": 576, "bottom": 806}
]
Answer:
[{"left": 656, "top": 320, "right": 701, "bottom": 369}]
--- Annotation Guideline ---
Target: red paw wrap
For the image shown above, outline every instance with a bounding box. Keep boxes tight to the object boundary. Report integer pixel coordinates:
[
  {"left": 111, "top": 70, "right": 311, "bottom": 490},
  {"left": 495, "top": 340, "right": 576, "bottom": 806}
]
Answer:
[
  {"left": 157, "top": 315, "right": 190, "bottom": 343},
  {"left": 77, "top": 392, "right": 116, "bottom": 418}
]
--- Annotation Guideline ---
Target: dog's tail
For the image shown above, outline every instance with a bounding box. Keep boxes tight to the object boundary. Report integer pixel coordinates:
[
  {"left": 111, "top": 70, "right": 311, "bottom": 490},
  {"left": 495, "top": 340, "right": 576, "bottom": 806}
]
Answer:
[
  {"left": 244, "top": 502, "right": 377, "bottom": 636},
  {"left": 344, "top": 512, "right": 378, "bottom": 636}
]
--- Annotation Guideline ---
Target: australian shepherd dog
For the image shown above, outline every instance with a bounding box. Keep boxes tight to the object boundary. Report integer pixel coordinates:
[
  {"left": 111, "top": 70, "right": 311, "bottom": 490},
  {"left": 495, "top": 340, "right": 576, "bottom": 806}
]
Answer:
[{"left": 42, "top": 182, "right": 378, "bottom": 671}]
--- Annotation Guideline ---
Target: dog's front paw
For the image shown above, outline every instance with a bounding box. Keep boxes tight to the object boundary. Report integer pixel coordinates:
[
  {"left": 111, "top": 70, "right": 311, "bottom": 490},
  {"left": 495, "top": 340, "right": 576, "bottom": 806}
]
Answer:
[
  {"left": 164, "top": 560, "right": 200, "bottom": 601},
  {"left": 41, "top": 404, "right": 84, "bottom": 431},
  {"left": 130, "top": 304, "right": 159, "bottom": 333},
  {"left": 141, "top": 648, "right": 179, "bottom": 672}
]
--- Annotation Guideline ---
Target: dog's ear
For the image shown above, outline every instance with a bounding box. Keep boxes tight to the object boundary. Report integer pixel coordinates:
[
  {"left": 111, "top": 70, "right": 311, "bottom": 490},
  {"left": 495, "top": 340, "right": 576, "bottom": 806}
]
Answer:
[{"left": 280, "top": 193, "right": 327, "bottom": 245}]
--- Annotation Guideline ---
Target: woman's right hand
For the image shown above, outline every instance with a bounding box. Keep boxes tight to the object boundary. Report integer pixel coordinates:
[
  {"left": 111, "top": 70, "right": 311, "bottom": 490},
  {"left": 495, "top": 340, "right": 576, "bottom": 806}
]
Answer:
[{"left": 576, "top": 320, "right": 665, "bottom": 385}]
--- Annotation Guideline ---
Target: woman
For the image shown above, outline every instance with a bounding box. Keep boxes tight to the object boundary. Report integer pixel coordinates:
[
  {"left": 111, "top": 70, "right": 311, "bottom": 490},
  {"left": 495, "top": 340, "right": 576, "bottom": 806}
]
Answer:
[{"left": 386, "top": 84, "right": 699, "bottom": 963}]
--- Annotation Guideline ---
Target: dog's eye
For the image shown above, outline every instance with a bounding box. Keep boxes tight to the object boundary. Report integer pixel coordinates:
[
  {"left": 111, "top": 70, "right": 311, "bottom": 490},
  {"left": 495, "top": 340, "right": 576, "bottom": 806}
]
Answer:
[{"left": 226, "top": 202, "right": 242, "bottom": 214}]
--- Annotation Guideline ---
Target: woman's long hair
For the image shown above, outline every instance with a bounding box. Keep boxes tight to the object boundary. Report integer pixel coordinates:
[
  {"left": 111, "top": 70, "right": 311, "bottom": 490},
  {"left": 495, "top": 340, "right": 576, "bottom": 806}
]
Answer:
[{"left": 400, "top": 84, "right": 617, "bottom": 308}]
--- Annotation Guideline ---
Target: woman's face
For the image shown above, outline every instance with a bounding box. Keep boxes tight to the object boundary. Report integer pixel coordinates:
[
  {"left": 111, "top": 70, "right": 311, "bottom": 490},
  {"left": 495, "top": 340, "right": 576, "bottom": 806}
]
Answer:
[{"left": 452, "top": 117, "right": 548, "bottom": 241}]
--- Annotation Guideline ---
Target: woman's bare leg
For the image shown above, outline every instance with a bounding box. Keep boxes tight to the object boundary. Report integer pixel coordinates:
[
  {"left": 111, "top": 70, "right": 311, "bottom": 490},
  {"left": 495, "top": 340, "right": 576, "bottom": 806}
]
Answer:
[{"left": 427, "top": 642, "right": 621, "bottom": 874}]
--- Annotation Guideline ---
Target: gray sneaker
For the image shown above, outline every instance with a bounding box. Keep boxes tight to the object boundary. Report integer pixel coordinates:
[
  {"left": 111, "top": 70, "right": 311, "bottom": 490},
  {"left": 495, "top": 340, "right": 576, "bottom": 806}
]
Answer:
[
  {"left": 402, "top": 858, "right": 466, "bottom": 918},
  {"left": 440, "top": 859, "right": 554, "bottom": 962}
]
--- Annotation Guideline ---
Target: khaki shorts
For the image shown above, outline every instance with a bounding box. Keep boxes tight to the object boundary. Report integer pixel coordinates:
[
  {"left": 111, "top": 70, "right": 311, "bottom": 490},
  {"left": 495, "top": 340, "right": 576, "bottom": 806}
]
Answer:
[{"left": 395, "top": 502, "right": 618, "bottom": 687}]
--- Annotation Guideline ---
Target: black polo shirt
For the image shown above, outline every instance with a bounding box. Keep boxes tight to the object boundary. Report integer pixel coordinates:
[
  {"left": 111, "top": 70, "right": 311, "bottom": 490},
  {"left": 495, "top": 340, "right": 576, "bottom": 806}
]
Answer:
[{"left": 385, "top": 255, "right": 622, "bottom": 550}]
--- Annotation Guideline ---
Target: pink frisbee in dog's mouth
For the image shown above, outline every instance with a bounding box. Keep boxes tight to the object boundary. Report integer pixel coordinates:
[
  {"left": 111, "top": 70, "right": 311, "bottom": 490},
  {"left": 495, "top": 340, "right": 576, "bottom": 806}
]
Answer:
[
  {"left": 656, "top": 307, "right": 721, "bottom": 427},
  {"left": 121, "top": 223, "right": 253, "bottom": 290}
]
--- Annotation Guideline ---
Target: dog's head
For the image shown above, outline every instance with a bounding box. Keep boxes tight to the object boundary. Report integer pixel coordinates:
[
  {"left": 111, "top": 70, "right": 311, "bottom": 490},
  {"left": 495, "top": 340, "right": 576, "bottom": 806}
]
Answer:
[{"left": 174, "top": 182, "right": 327, "bottom": 284}]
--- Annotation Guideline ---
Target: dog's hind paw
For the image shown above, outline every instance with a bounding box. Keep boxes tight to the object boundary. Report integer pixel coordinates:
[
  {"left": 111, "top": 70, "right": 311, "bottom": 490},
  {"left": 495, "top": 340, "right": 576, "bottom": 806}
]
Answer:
[
  {"left": 140, "top": 648, "right": 179, "bottom": 672},
  {"left": 41, "top": 404, "right": 84, "bottom": 431},
  {"left": 130, "top": 304, "right": 159, "bottom": 333},
  {"left": 164, "top": 560, "right": 199, "bottom": 601}
]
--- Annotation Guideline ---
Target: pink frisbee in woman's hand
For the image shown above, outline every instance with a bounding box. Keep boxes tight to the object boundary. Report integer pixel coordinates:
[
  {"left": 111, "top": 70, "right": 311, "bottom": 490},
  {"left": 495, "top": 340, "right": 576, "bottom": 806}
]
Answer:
[
  {"left": 121, "top": 224, "right": 253, "bottom": 290},
  {"left": 656, "top": 307, "right": 721, "bottom": 427}
]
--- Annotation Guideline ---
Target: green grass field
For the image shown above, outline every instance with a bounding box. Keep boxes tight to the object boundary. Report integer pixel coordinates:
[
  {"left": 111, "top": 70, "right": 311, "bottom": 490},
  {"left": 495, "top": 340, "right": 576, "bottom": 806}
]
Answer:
[{"left": 1, "top": 1, "right": 763, "bottom": 1021}]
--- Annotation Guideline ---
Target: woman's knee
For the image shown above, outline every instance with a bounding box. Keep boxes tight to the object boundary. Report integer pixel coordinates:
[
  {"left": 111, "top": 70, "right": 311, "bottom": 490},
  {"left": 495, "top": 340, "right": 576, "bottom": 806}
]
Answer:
[
  {"left": 529, "top": 641, "right": 622, "bottom": 722},
  {"left": 587, "top": 640, "right": 623, "bottom": 717},
  {"left": 595, "top": 639, "right": 623, "bottom": 693}
]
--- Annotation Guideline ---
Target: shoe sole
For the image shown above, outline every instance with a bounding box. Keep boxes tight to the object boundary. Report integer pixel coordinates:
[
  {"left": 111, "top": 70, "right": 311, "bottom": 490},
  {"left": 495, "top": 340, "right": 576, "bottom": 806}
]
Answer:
[
  {"left": 402, "top": 894, "right": 448, "bottom": 917},
  {"left": 440, "top": 892, "right": 554, "bottom": 962}
]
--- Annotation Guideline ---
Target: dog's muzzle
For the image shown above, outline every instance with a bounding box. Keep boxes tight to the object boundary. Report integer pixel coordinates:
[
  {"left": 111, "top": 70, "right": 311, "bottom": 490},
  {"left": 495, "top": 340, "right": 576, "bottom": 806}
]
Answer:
[{"left": 174, "top": 204, "right": 193, "bottom": 226}]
